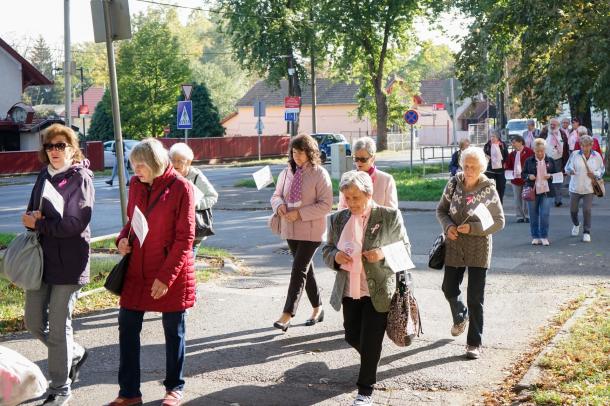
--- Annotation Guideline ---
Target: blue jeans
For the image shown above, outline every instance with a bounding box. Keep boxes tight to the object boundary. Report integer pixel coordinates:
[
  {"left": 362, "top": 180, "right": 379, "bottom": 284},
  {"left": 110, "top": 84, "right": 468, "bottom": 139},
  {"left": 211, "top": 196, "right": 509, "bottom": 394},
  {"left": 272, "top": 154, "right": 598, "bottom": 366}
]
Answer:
[
  {"left": 118, "top": 308, "right": 186, "bottom": 398},
  {"left": 110, "top": 157, "right": 129, "bottom": 183},
  {"left": 527, "top": 194, "right": 552, "bottom": 238}
]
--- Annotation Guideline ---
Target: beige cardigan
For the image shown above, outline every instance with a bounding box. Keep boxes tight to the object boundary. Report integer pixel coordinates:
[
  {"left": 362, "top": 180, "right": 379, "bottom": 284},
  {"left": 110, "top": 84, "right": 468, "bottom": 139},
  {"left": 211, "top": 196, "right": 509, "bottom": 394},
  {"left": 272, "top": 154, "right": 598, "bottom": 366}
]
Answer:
[
  {"left": 270, "top": 163, "right": 333, "bottom": 242},
  {"left": 338, "top": 169, "right": 398, "bottom": 210}
]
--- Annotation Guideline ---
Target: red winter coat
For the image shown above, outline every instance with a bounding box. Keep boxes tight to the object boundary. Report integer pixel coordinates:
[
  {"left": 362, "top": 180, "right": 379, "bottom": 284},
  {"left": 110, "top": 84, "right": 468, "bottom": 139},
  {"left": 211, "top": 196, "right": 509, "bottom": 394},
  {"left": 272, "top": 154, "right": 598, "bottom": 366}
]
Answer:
[
  {"left": 116, "top": 165, "right": 196, "bottom": 312},
  {"left": 505, "top": 146, "right": 534, "bottom": 186},
  {"left": 574, "top": 138, "right": 604, "bottom": 163}
]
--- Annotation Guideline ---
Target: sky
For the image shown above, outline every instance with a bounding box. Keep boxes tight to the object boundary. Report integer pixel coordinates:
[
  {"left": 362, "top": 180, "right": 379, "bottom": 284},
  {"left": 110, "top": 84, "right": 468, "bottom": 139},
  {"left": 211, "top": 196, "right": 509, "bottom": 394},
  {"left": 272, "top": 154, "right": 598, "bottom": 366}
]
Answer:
[{"left": 0, "top": 0, "right": 467, "bottom": 56}]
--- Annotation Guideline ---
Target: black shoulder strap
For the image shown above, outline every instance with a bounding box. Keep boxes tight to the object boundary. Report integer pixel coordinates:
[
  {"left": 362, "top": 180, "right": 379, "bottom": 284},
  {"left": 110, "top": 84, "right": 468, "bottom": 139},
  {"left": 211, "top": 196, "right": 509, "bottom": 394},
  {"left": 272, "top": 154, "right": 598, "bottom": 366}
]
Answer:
[{"left": 146, "top": 176, "right": 178, "bottom": 217}]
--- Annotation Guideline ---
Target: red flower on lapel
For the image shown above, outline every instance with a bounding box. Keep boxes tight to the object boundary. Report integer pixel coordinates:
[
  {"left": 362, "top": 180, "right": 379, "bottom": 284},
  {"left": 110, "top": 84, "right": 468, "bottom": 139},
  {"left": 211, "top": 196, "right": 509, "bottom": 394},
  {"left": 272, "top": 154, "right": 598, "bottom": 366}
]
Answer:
[
  {"left": 466, "top": 194, "right": 475, "bottom": 205},
  {"left": 58, "top": 179, "right": 68, "bottom": 188}
]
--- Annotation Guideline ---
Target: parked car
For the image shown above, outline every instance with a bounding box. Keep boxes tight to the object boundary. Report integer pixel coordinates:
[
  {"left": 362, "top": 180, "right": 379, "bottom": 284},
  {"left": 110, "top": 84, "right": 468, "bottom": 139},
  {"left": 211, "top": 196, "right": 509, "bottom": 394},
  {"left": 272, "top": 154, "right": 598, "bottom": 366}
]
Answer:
[
  {"left": 311, "top": 133, "right": 351, "bottom": 163},
  {"left": 103, "top": 139, "right": 139, "bottom": 168},
  {"left": 506, "top": 118, "right": 537, "bottom": 140}
]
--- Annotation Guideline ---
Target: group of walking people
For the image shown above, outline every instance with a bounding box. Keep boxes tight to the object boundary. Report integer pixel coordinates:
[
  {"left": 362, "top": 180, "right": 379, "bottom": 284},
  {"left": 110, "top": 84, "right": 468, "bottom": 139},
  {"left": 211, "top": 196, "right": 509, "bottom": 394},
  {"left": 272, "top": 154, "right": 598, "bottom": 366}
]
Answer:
[{"left": 16, "top": 121, "right": 601, "bottom": 405}]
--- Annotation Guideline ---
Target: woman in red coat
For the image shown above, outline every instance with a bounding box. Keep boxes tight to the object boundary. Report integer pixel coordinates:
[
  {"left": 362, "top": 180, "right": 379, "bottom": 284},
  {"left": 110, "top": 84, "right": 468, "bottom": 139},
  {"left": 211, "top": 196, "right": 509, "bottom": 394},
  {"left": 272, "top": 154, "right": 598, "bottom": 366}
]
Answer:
[
  {"left": 108, "top": 138, "right": 195, "bottom": 406},
  {"left": 505, "top": 135, "right": 534, "bottom": 223}
]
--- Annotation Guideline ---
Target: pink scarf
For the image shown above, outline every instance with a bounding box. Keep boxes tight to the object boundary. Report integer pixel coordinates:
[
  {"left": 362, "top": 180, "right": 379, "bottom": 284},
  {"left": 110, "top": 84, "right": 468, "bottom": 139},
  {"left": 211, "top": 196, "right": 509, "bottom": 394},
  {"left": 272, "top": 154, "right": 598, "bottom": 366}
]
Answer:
[
  {"left": 525, "top": 131, "right": 535, "bottom": 148},
  {"left": 367, "top": 165, "right": 377, "bottom": 183},
  {"left": 491, "top": 143, "right": 502, "bottom": 169},
  {"left": 514, "top": 150, "right": 522, "bottom": 178},
  {"left": 287, "top": 166, "right": 303, "bottom": 207},
  {"left": 535, "top": 158, "right": 550, "bottom": 194},
  {"left": 568, "top": 130, "right": 578, "bottom": 151},
  {"left": 337, "top": 205, "right": 372, "bottom": 299}
]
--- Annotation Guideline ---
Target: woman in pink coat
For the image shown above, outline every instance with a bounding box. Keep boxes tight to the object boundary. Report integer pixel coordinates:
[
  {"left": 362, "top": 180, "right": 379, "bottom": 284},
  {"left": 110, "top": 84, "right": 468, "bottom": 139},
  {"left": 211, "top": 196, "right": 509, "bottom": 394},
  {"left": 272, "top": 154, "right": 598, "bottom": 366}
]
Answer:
[
  {"left": 338, "top": 136, "right": 398, "bottom": 210},
  {"left": 270, "top": 134, "right": 333, "bottom": 331}
]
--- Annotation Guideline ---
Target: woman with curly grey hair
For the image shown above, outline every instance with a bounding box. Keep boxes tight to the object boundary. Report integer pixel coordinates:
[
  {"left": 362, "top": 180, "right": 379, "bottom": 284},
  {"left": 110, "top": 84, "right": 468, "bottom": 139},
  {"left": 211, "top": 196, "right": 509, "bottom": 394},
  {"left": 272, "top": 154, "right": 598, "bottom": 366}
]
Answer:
[{"left": 436, "top": 146, "right": 505, "bottom": 360}]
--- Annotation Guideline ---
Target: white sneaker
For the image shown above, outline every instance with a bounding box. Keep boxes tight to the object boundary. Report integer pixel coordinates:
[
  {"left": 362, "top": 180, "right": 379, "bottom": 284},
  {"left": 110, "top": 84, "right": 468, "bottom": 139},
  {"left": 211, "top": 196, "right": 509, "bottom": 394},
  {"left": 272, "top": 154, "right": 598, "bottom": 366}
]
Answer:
[
  {"left": 353, "top": 394, "right": 373, "bottom": 406},
  {"left": 571, "top": 225, "right": 580, "bottom": 236},
  {"left": 531, "top": 239, "right": 541, "bottom": 245},
  {"left": 466, "top": 345, "right": 481, "bottom": 359},
  {"left": 541, "top": 238, "right": 550, "bottom": 246},
  {"left": 583, "top": 233, "right": 591, "bottom": 243}
]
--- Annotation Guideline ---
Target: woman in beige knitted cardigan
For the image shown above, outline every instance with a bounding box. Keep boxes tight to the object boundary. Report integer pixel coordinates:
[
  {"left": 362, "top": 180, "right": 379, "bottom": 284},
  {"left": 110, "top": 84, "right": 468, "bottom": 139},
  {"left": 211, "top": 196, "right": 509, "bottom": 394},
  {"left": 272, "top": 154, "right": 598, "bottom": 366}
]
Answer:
[{"left": 436, "top": 146, "right": 505, "bottom": 360}]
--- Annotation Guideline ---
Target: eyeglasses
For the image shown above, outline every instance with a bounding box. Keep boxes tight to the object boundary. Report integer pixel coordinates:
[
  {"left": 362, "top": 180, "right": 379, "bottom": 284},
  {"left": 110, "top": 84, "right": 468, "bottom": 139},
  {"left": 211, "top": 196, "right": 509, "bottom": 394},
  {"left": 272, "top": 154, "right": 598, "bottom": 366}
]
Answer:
[
  {"left": 43, "top": 142, "right": 68, "bottom": 152},
  {"left": 353, "top": 156, "right": 371, "bottom": 163}
]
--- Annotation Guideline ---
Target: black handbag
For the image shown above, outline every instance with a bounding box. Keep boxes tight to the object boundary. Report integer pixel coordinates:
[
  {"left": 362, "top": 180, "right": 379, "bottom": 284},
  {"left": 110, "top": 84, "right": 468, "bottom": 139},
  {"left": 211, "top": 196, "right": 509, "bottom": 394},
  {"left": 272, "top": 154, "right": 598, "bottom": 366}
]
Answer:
[
  {"left": 195, "top": 208, "right": 215, "bottom": 238},
  {"left": 428, "top": 233, "right": 446, "bottom": 270},
  {"left": 104, "top": 177, "right": 178, "bottom": 295}
]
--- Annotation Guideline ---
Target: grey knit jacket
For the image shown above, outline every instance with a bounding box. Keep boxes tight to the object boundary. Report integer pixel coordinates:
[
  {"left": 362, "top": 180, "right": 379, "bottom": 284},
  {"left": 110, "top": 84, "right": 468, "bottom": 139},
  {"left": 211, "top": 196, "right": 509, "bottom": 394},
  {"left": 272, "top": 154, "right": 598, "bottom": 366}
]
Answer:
[{"left": 436, "top": 173, "right": 505, "bottom": 269}]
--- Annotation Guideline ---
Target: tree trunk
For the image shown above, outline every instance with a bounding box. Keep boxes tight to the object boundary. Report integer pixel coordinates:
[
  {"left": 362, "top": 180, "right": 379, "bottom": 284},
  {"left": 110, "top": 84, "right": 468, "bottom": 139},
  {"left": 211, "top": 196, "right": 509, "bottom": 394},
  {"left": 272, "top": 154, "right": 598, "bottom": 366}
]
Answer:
[
  {"left": 568, "top": 93, "right": 593, "bottom": 130},
  {"left": 374, "top": 86, "right": 388, "bottom": 151}
]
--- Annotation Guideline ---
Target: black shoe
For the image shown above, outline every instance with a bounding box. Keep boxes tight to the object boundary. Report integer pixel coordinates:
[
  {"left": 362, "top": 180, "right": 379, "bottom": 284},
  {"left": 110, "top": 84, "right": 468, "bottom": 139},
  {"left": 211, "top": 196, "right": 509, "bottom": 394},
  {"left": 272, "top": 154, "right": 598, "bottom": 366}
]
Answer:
[
  {"left": 555, "top": 202, "right": 562, "bottom": 207},
  {"left": 105, "top": 180, "right": 113, "bottom": 186},
  {"left": 305, "top": 309, "right": 325, "bottom": 326},
  {"left": 525, "top": 218, "right": 530, "bottom": 223},
  {"left": 273, "top": 320, "right": 291, "bottom": 332},
  {"left": 516, "top": 218, "right": 525, "bottom": 223},
  {"left": 42, "top": 393, "right": 72, "bottom": 406},
  {"left": 69, "top": 348, "right": 88, "bottom": 382}
]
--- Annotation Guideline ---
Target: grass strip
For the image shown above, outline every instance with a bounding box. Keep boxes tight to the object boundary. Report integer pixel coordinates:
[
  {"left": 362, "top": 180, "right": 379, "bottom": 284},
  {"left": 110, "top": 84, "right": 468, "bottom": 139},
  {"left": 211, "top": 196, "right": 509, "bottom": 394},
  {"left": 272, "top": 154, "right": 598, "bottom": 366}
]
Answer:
[
  {"left": 531, "top": 287, "right": 609, "bottom": 405},
  {"left": 0, "top": 233, "right": 15, "bottom": 249},
  {"left": 482, "top": 293, "right": 589, "bottom": 405}
]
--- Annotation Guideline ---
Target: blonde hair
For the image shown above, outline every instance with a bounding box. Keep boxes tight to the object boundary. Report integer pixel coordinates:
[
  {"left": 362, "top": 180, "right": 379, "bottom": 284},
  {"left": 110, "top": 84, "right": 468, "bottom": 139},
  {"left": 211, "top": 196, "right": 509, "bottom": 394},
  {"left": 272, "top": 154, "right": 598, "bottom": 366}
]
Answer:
[
  {"left": 129, "top": 138, "right": 169, "bottom": 179},
  {"left": 39, "top": 124, "right": 84, "bottom": 164},
  {"left": 533, "top": 137, "right": 546, "bottom": 151}
]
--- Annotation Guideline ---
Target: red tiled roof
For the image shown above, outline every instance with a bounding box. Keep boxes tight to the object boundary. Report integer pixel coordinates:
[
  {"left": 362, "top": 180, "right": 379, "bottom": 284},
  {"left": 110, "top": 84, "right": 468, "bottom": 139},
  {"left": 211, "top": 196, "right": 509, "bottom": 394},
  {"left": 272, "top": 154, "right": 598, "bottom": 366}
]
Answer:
[
  {"left": 0, "top": 37, "right": 53, "bottom": 91},
  {"left": 70, "top": 86, "right": 105, "bottom": 117}
]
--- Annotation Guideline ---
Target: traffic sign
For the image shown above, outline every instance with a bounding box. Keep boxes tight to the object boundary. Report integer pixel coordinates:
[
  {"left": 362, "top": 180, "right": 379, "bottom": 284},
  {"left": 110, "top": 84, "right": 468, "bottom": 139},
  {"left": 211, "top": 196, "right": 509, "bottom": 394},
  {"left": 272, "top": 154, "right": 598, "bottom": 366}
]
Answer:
[
  {"left": 284, "top": 96, "right": 301, "bottom": 109},
  {"left": 404, "top": 109, "right": 419, "bottom": 125},
  {"left": 181, "top": 84, "right": 193, "bottom": 100},
  {"left": 254, "top": 99, "right": 266, "bottom": 117},
  {"left": 285, "top": 108, "right": 299, "bottom": 114},
  {"left": 177, "top": 100, "right": 193, "bottom": 130},
  {"left": 284, "top": 112, "right": 297, "bottom": 122}
]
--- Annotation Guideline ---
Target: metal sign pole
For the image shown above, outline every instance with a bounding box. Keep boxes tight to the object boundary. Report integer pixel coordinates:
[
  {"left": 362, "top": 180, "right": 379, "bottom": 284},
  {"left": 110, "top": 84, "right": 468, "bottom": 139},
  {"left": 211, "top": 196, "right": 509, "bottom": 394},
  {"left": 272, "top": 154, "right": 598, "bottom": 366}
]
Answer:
[
  {"left": 103, "top": 0, "right": 127, "bottom": 225},
  {"left": 185, "top": 129, "right": 188, "bottom": 145},
  {"left": 410, "top": 124, "right": 414, "bottom": 175}
]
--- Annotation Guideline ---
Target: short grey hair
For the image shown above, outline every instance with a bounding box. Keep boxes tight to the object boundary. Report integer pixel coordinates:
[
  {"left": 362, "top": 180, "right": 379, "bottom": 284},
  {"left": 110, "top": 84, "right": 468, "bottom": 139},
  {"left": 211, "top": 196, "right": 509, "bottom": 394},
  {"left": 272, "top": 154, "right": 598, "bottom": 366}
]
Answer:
[
  {"left": 550, "top": 117, "right": 560, "bottom": 125},
  {"left": 561, "top": 117, "right": 570, "bottom": 124},
  {"left": 527, "top": 119, "right": 536, "bottom": 126},
  {"left": 489, "top": 129, "right": 501, "bottom": 141},
  {"left": 577, "top": 126, "right": 588, "bottom": 136},
  {"left": 458, "top": 138, "right": 470, "bottom": 149},
  {"left": 169, "top": 142, "right": 194, "bottom": 161},
  {"left": 339, "top": 170, "right": 373, "bottom": 196},
  {"left": 533, "top": 137, "right": 546, "bottom": 151},
  {"left": 352, "top": 136, "right": 376, "bottom": 156},
  {"left": 459, "top": 146, "right": 487, "bottom": 173},
  {"left": 129, "top": 138, "right": 169, "bottom": 179},
  {"left": 579, "top": 134, "right": 593, "bottom": 146}
]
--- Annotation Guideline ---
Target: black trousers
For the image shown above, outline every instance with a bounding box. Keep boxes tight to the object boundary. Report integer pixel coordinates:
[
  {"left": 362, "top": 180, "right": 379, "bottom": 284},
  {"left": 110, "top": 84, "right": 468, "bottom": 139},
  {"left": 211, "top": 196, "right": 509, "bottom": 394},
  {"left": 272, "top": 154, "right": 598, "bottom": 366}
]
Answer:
[
  {"left": 486, "top": 171, "right": 506, "bottom": 204},
  {"left": 442, "top": 266, "right": 487, "bottom": 346},
  {"left": 342, "top": 296, "right": 388, "bottom": 396},
  {"left": 283, "top": 239, "right": 322, "bottom": 316}
]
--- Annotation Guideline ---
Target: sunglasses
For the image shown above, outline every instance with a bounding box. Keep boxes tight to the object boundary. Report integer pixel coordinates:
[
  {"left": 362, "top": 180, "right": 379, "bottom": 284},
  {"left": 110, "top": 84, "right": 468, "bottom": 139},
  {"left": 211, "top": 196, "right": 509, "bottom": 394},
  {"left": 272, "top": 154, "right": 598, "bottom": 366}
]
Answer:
[
  {"left": 353, "top": 156, "right": 371, "bottom": 163},
  {"left": 43, "top": 142, "right": 68, "bottom": 152}
]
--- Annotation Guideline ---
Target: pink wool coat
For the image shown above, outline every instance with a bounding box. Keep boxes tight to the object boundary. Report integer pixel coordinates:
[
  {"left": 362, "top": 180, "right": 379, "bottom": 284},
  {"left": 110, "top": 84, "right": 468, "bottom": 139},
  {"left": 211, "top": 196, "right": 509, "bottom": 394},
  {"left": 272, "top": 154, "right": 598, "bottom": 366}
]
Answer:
[
  {"left": 338, "top": 168, "right": 398, "bottom": 210},
  {"left": 270, "top": 163, "right": 333, "bottom": 242}
]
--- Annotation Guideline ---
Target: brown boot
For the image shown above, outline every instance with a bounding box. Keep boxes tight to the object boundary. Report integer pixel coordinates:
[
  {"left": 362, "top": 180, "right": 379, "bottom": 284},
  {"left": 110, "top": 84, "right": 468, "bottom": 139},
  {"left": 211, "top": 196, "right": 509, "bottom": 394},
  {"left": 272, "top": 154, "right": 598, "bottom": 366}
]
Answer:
[{"left": 106, "top": 396, "right": 143, "bottom": 406}]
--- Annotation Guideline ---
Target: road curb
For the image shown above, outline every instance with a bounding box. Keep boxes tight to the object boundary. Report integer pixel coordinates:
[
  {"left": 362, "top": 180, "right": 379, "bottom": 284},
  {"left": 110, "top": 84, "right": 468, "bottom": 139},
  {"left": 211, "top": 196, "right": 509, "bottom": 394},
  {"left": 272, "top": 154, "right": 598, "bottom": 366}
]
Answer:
[{"left": 514, "top": 296, "right": 596, "bottom": 392}]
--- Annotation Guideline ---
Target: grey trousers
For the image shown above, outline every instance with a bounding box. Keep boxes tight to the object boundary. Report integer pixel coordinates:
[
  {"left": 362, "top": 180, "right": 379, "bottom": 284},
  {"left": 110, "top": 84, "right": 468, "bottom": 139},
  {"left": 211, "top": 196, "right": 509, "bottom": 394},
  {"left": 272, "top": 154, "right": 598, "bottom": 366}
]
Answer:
[
  {"left": 570, "top": 192, "right": 594, "bottom": 233},
  {"left": 24, "top": 282, "right": 84, "bottom": 395},
  {"left": 512, "top": 184, "right": 529, "bottom": 220}
]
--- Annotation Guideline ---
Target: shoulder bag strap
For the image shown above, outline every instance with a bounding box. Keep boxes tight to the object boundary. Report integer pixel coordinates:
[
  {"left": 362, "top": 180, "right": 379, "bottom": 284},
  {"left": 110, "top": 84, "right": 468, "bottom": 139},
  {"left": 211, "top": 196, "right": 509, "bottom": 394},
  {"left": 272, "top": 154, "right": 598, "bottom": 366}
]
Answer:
[{"left": 580, "top": 153, "right": 594, "bottom": 176}]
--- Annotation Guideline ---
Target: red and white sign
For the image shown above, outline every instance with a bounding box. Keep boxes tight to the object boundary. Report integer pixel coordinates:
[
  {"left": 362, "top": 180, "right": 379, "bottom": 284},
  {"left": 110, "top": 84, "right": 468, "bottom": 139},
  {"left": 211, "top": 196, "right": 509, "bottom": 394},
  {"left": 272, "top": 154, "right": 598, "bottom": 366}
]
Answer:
[
  {"left": 284, "top": 96, "right": 301, "bottom": 109},
  {"left": 78, "top": 105, "right": 89, "bottom": 116},
  {"left": 181, "top": 84, "right": 193, "bottom": 100},
  {"left": 433, "top": 103, "right": 445, "bottom": 111}
]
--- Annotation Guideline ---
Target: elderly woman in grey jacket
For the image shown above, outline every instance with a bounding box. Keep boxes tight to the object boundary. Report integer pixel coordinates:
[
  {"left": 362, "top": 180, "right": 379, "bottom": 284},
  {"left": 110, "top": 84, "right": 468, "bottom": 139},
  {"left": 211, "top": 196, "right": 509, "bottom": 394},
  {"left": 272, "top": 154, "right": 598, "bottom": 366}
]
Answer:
[
  {"left": 436, "top": 147, "right": 505, "bottom": 360},
  {"left": 169, "top": 143, "right": 218, "bottom": 253},
  {"left": 323, "top": 170, "right": 411, "bottom": 406}
]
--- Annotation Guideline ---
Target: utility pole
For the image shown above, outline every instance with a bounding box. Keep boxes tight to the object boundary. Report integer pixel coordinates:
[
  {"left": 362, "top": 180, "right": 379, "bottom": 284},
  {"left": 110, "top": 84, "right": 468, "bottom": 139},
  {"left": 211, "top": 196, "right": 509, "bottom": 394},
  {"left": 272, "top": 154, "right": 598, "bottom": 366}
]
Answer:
[
  {"left": 76, "top": 67, "right": 87, "bottom": 155},
  {"left": 310, "top": 5, "right": 317, "bottom": 134},
  {"left": 450, "top": 77, "right": 457, "bottom": 148},
  {"left": 64, "top": 0, "right": 71, "bottom": 128},
  {"left": 103, "top": 0, "right": 128, "bottom": 225}
]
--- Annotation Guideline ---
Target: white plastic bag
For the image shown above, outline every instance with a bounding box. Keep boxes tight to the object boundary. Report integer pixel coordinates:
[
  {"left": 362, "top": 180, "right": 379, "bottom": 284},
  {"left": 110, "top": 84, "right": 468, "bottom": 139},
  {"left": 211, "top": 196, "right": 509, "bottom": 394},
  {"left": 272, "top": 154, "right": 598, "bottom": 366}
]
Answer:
[{"left": 0, "top": 345, "right": 47, "bottom": 406}]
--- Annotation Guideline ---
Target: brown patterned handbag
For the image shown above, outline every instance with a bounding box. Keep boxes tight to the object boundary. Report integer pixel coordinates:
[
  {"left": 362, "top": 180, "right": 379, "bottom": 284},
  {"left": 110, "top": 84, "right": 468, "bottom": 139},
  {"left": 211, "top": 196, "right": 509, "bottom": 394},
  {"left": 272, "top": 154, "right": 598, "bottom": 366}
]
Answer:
[{"left": 386, "top": 272, "right": 423, "bottom": 347}]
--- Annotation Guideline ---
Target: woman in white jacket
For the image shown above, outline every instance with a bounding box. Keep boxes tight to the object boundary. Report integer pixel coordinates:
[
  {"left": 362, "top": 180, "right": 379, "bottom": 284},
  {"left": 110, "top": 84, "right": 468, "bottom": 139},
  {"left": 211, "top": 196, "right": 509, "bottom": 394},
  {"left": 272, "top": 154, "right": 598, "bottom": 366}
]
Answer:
[
  {"left": 169, "top": 143, "right": 219, "bottom": 253},
  {"left": 564, "top": 135, "right": 605, "bottom": 242}
]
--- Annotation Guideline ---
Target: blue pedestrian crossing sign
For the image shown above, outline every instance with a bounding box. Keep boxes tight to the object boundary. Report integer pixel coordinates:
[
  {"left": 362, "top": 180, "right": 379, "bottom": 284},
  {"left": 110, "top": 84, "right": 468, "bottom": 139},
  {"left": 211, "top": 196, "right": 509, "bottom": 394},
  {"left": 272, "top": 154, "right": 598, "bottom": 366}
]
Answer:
[
  {"left": 404, "top": 109, "right": 419, "bottom": 125},
  {"left": 284, "top": 111, "right": 297, "bottom": 122},
  {"left": 177, "top": 101, "right": 193, "bottom": 130}
]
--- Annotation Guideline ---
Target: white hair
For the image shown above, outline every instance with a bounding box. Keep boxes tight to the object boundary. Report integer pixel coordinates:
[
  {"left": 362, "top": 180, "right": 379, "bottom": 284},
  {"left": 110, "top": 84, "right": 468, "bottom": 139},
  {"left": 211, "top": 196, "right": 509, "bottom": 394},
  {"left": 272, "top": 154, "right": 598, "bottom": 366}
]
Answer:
[
  {"left": 561, "top": 117, "right": 570, "bottom": 124},
  {"left": 550, "top": 117, "right": 560, "bottom": 125},
  {"left": 579, "top": 135, "right": 593, "bottom": 146},
  {"left": 577, "top": 126, "right": 588, "bottom": 136},
  {"left": 533, "top": 137, "right": 546, "bottom": 151},
  {"left": 352, "top": 137, "right": 376, "bottom": 156},
  {"left": 459, "top": 146, "right": 487, "bottom": 173},
  {"left": 339, "top": 170, "right": 374, "bottom": 195},
  {"left": 169, "top": 142, "right": 194, "bottom": 161}
]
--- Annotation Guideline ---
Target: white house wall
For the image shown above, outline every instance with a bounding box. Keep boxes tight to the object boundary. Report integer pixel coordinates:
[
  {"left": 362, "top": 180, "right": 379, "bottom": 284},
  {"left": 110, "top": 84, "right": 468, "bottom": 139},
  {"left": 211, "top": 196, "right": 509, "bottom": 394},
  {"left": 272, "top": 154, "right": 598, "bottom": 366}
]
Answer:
[{"left": 0, "top": 47, "right": 22, "bottom": 118}]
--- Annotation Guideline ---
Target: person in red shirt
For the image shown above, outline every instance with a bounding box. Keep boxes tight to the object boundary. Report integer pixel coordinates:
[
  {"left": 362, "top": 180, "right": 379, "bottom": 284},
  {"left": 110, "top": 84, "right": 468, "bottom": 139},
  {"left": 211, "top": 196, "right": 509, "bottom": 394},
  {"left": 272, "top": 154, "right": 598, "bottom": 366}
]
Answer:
[{"left": 505, "top": 135, "right": 534, "bottom": 222}]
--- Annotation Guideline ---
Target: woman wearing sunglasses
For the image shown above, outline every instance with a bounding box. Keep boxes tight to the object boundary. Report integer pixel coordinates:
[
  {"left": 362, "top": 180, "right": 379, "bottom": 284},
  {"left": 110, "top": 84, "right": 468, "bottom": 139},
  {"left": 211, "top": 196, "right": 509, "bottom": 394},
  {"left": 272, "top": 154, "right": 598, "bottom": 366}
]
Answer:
[
  {"left": 338, "top": 137, "right": 398, "bottom": 210},
  {"left": 21, "top": 124, "right": 95, "bottom": 406}
]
